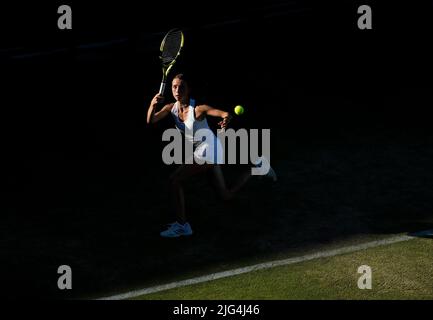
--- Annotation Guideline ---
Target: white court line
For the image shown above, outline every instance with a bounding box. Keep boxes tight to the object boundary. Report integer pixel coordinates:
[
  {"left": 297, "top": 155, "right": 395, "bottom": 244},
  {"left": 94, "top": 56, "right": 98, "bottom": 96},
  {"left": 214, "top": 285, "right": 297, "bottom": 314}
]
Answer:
[{"left": 97, "top": 230, "right": 433, "bottom": 300}]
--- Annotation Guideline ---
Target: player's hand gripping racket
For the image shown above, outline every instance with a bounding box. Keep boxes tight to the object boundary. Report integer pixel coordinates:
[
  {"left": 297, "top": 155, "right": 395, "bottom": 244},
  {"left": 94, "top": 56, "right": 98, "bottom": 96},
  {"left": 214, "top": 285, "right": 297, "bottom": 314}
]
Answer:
[
  {"left": 218, "top": 114, "right": 233, "bottom": 133},
  {"left": 158, "top": 29, "right": 184, "bottom": 95}
]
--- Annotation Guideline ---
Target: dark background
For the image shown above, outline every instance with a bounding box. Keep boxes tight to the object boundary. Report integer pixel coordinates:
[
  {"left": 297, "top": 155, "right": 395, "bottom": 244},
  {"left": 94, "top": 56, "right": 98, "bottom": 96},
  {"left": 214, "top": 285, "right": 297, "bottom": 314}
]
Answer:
[{"left": 1, "top": 1, "right": 433, "bottom": 299}]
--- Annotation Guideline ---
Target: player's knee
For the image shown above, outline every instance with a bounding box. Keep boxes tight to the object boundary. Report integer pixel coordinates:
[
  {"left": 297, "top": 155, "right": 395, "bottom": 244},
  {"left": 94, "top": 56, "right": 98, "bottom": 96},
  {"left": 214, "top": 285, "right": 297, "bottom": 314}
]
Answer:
[
  {"left": 221, "top": 190, "right": 233, "bottom": 201},
  {"left": 169, "top": 175, "right": 182, "bottom": 188}
]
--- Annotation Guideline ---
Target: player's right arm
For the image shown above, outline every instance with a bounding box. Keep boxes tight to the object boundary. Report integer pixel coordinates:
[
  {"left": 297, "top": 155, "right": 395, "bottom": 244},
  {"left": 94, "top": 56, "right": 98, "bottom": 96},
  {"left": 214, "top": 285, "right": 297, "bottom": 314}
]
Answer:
[{"left": 147, "top": 93, "right": 173, "bottom": 124}]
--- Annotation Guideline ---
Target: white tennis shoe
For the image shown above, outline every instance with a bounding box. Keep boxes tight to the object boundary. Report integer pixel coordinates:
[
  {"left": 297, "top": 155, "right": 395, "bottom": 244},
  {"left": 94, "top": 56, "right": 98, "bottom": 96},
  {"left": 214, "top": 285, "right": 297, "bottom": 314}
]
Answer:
[{"left": 254, "top": 156, "right": 277, "bottom": 182}]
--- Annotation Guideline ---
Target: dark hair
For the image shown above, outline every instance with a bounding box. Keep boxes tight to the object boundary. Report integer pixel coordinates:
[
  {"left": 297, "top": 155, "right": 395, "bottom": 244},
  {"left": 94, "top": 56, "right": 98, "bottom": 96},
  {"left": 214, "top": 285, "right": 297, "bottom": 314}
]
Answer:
[
  {"left": 173, "top": 73, "right": 191, "bottom": 84},
  {"left": 173, "top": 73, "right": 207, "bottom": 102}
]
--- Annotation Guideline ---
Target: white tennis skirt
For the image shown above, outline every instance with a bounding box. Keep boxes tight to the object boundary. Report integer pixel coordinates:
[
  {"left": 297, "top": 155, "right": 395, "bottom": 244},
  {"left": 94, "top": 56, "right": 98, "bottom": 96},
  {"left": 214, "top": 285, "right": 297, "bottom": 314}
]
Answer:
[{"left": 193, "top": 136, "right": 224, "bottom": 165}]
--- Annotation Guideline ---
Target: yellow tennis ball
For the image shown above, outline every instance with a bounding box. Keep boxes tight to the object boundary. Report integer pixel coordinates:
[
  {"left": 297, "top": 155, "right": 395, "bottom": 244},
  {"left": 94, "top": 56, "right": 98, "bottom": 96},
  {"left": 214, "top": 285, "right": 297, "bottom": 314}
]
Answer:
[{"left": 234, "top": 105, "right": 244, "bottom": 115}]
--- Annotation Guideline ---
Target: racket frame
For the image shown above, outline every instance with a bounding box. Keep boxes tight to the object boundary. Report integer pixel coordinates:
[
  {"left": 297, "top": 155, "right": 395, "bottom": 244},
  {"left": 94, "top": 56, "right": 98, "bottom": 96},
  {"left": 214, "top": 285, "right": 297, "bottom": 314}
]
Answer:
[{"left": 159, "top": 29, "right": 184, "bottom": 95}]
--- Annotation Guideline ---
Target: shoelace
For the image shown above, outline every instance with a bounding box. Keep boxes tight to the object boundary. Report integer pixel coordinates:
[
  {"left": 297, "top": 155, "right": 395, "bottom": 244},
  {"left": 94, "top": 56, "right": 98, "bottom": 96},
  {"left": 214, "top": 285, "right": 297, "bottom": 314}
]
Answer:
[
  {"left": 167, "top": 222, "right": 178, "bottom": 227},
  {"left": 167, "top": 222, "right": 189, "bottom": 227}
]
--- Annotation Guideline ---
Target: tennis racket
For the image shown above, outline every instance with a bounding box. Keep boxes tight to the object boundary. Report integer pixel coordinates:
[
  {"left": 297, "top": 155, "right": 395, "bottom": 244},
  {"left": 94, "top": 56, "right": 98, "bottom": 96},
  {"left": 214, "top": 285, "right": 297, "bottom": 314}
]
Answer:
[{"left": 158, "top": 28, "right": 184, "bottom": 95}]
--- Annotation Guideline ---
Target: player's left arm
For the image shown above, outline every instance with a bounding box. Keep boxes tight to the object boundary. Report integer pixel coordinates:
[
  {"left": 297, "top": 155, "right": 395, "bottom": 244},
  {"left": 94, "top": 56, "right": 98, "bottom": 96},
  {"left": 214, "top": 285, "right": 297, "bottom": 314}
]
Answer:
[{"left": 197, "top": 104, "right": 232, "bottom": 128}]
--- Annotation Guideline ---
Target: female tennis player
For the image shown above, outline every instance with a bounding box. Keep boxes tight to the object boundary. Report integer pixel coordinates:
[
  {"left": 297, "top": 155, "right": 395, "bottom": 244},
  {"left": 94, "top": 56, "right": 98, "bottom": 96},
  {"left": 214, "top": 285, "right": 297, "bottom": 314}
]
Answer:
[{"left": 147, "top": 73, "right": 277, "bottom": 237}]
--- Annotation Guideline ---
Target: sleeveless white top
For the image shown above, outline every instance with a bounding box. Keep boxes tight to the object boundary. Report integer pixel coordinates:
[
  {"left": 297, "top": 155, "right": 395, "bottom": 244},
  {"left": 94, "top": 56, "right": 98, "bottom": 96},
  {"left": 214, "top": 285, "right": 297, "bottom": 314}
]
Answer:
[{"left": 171, "top": 99, "right": 224, "bottom": 164}]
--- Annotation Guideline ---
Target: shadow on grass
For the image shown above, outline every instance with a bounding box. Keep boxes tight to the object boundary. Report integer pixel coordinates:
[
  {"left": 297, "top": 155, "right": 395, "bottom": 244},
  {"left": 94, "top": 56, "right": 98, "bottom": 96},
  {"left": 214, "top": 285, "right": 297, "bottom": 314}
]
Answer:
[{"left": 3, "top": 123, "right": 433, "bottom": 299}]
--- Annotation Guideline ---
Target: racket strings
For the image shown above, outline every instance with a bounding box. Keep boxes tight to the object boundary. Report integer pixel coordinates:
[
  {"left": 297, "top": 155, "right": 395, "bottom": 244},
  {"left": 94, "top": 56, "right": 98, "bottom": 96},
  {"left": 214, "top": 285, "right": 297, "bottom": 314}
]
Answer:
[{"left": 161, "top": 30, "right": 183, "bottom": 65}]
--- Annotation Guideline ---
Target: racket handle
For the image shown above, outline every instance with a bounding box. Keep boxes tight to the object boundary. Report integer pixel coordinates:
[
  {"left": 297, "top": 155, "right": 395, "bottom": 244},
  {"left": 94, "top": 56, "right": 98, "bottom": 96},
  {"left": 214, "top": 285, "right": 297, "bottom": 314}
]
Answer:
[{"left": 159, "top": 82, "right": 166, "bottom": 95}]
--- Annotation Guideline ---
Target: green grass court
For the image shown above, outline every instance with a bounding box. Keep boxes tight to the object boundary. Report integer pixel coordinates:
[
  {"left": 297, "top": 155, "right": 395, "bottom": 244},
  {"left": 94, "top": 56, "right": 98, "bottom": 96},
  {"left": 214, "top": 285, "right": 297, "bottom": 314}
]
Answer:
[
  {"left": 4, "top": 101, "right": 433, "bottom": 299},
  {"left": 136, "top": 236, "right": 433, "bottom": 300}
]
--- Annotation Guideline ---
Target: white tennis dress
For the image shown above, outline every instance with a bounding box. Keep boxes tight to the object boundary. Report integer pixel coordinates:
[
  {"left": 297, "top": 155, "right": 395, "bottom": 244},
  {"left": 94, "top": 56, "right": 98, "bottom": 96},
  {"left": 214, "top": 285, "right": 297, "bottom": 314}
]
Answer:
[{"left": 171, "top": 99, "right": 224, "bottom": 164}]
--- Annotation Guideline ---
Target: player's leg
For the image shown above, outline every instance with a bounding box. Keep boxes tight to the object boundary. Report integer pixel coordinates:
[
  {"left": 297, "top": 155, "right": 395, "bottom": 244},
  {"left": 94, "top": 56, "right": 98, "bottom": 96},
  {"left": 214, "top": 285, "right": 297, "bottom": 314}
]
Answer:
[
  {"left": 211, "top": 158, "right": 277, "bottom": 201},
  {"left": 210, "top": 165, "right": 232, "bottom": 200},
  {"left": 229, "top": 167, "right": 253, "bottom": 194},
  {"left": 169, "top": 163, "right": 213, "bottom": 223},
  {"left": 211, "top": 165, "right": 251, "bottom": 200},
  {"left": 161, "top": 163, "right": 213, "bottom": 237}
]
